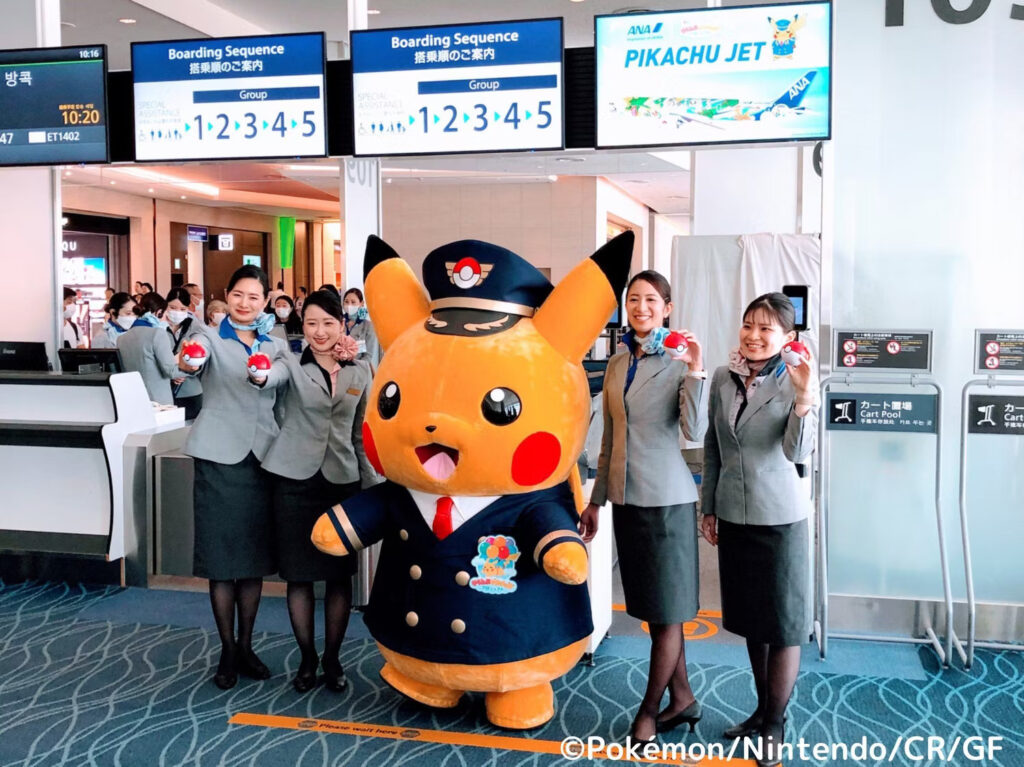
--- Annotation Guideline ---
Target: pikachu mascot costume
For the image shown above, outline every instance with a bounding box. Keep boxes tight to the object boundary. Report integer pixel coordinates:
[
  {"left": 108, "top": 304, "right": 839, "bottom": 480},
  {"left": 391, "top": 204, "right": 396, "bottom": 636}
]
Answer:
[{"left": 312, "top": 232, "right": 633, "bottom": 729}]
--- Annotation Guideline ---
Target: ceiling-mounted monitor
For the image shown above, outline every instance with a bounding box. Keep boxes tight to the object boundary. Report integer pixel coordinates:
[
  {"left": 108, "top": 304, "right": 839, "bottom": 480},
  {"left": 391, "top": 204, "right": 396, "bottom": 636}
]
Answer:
[
  {"left": 0, "top": 45, "right": 108, "bottom": 166},
  {"left": 351, "top": 18, "right": 564, "bottom": 156},
  {"left": 596, "top": 1, "right": 831, "bottom": 149},
  {"left": 131, "top": 32, "right": 327, "bottom": 162}
]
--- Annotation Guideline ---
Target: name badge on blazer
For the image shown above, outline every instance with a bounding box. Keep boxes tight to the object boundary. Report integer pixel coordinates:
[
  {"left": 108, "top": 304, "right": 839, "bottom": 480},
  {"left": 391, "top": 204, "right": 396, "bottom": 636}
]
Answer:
[{"left": 346, "top": 387, "right": 362, "bottom": 397}]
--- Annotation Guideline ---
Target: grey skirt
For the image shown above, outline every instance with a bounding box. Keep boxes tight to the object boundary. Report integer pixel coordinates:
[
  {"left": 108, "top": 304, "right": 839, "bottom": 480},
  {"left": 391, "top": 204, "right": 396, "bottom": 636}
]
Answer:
[
  {"left": 612, "top": 502, "right": 699, "bottom": 625},
  {"left": 717, "top": 517, "right": 812, "bottom": 646},
  {"left": 193, "top": 453, "right": 277, "bottom": 580}
]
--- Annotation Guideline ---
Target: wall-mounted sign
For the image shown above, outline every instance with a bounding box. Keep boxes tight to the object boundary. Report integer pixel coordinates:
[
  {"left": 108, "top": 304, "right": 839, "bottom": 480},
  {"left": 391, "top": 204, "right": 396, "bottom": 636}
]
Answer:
[
  {"left": 218, "top": 234, "right": 234, "bottom": 251},
  {"left": 0, "top": 45, "right": 108, "bottom": 166},
  {"left": 595, "top": 2, "right": 831, "bottom": 149},
  {"left": 132, "top": 32, "right": 327, "bottom": 162},
  {"left": 351, "top": 18, "right": 563, "bottom": 156},
  {"left": 826, "top": 393, "right": 937, "bottom": 434},
  {"left": 975, "top": 330, "right": 1024, "bottom": 375},
  {"left": 242, "top": 255, "right": 260, "bottom": 266},
  {"left": 186, "top": 225, "right": 208, "bottom": 242},
  {"left": 834, "top": 330, "right": 932, "bottom": 373},
  {"left": 967, "top": 395, "right": 1024, "bottom": 436}
]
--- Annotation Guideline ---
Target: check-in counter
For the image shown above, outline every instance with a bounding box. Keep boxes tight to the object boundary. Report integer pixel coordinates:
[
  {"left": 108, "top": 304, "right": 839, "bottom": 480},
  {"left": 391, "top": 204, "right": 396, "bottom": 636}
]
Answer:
[{"left": 0, "top": 371, "right": 188, "bottom": 585}]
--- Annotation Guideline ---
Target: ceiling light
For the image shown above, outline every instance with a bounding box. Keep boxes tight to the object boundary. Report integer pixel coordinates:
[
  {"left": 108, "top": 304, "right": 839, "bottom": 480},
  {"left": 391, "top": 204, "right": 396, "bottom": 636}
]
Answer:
[
  {"left": 118, "top": 18, "right": 137, "bottom": 24},
  {"left": 60, "top": 21, "right": 76, "bottom": 28},
  {"left": 114, "top": 167, "right": 219, "bottom": 197},
  {"left": 367, "top": 9, "right": 381, "bottom": 14},
  {"left": 571, "top": 0, "right": 586, "bottom": 3},
  {"left": 627, "top": 179, "right": 648, "bottom": 184},
  {"left": 548, "top": 175, "right": 558, "bottom": 182},
  {"left": 109, "top": 180, "right": 116, "bottom": 185},
  {"left": 64, "top": 170, "right": 71, "bottom": 176},
  {"left": 385, "top": 178, "right": 392, "bottom": 184},
  {"left": 286, "top": 164, "right": 338, "bottom": 173},
  {"left": 555, "top": 156, "right": 586, "bottom": 163},
  {"left": 61, "top": 217, "right": 69, "bottom": 226},
  {"left": 180, "top": 195, "right": 187, "bottom": 199},
  {"left": 148, "top": 188, "right": 154, "bottom": 193}
]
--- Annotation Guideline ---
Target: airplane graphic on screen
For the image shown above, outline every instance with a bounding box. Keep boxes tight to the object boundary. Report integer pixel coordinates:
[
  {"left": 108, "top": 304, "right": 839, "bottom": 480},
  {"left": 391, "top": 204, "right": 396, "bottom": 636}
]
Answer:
[{"left": 616, "top": 70, "right": 818, "bottom": 129}]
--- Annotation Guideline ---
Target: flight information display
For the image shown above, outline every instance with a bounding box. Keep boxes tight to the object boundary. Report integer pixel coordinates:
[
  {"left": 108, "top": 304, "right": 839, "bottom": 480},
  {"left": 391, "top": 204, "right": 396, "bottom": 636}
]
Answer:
[
  {"left": 596, "top": 2, "right": 831, "bottom": 148},
  {"left": 0, "top": 45, "right": 108, "bottom": 166},
  {"left": 132, "top": 33, "right": 327, "bottom": 161},
  {"left": 352, "top": 19, "right": 563, "bottom": 156}
]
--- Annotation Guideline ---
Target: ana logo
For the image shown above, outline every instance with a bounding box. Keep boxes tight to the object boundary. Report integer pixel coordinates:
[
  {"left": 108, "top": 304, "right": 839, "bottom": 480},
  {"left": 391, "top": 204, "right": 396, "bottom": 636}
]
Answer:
[
  {"left": 627, "top": 22, "right": 663, "bottom": 38},
  {"left": 789, "top": 77, "right": 810, "bottom": 98},
  {"left": 446, "top": 258, "right": 493, "bottom": 289}
]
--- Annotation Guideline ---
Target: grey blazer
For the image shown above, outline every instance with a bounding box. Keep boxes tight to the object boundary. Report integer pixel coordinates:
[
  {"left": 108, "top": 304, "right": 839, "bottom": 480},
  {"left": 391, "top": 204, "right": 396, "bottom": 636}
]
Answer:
[
  {"left": 183, "top": 322, "right": 289, "bottom": 465},
  {"left": 591, "top": 351, "right": 707, "bottom": 507},
  {"left": 702, "top": 364, "right": 818, "bottom": 526},
  {"left": 262, "top": 353, "right": 381, "bottom": 486},
  {"left": 346, "top": 319, "right": 380, "bottom": 368},
  {"left": 116, "top": 326, "right": 177, "bottom": 405},
  {"left": 167, "top": 320, "right": 202, "bottom": 399}
]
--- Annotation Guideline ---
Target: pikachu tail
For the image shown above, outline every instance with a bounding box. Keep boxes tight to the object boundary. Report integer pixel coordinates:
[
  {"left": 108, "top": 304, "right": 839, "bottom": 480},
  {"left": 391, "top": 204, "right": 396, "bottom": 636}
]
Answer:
[{"left": 569, "top": 464, "right": 585, "bottom": 515}]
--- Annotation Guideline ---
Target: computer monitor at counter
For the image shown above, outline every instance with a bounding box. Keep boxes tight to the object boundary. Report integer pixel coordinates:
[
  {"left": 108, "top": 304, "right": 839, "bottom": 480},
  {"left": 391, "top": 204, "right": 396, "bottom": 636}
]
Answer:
[
  {"left": 0, "top": 341, "right": 50, "bottom": 371},
  {"left": 58, "top": 348, "right": 123, "bottom": 374}
]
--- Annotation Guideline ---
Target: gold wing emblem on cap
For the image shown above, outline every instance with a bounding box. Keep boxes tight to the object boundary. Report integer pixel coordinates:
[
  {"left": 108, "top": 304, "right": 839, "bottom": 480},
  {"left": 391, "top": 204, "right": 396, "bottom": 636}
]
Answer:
[{"left": 445, "top": 261, "right": 494, "bottom": 287}]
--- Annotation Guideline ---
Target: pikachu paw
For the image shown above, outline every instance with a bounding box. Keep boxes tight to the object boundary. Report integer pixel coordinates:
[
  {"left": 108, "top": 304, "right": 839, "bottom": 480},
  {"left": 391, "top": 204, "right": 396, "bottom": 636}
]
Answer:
[
  {"left": 311, "top": 512, "right": 350, "bottom": 556},
  {"left": 541, "top": 540, "right": 588, "bottom": 585}
]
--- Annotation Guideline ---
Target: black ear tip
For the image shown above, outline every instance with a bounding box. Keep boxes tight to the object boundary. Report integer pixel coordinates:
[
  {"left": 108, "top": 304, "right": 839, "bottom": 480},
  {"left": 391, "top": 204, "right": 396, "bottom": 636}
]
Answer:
[
  {"left": 364, "top": 235, "right": 401, "bottom": 281},
  {"left": 590, "top": 231, "right": 634, "bottom": 295}
]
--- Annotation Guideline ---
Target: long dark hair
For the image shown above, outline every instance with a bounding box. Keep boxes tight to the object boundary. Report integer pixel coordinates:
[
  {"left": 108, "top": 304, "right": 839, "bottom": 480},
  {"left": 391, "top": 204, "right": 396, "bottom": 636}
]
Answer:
[
  {"left": 165, "top": 287, "right": 192, "bottom": 306},
  {"left": 742, "top": 292, "right": 796, "bottom": 333},
  {"left": 274, "top": 294, "right": 303, "bottom": 334}
]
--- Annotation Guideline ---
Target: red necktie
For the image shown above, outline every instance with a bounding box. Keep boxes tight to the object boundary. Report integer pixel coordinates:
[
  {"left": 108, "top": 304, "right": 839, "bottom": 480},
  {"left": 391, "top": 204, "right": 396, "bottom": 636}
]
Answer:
[{"left": 433, "top": 496, "right": 454, "bottom": 540}]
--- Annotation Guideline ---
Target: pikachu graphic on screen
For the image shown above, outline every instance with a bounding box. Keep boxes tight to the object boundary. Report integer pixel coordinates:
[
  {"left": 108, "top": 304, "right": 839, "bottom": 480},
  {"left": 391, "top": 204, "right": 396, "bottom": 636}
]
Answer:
[{"left": 312, "top": 232, "right": 633, "bottom": 729}]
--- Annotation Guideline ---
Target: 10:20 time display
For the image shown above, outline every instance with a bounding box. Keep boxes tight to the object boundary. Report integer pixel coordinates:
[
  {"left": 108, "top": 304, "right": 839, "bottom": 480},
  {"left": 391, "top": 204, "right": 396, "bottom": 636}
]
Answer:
[
  {"left": 419, "top": 100, "right": 552, "bottom": 132},
  {"left": 191, "top": 110, "right": 317, "bottom": 139}
]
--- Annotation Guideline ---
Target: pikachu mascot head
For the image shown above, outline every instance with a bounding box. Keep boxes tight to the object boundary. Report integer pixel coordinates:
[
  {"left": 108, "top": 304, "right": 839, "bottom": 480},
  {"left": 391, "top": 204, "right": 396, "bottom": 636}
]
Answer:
[{"left": 313, "top": 232, "right": 633, "bottom": 729}]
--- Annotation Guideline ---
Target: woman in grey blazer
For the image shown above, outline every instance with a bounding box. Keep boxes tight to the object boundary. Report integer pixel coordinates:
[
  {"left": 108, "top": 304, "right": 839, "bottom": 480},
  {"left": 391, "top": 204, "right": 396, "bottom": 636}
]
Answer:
[
  {"left": 116, "top": 292, "right": 177, "bottom": 405},
  {"left": 579, "top": 270, "right": 708, "bottom": 743},
  {"left": 164, "top": 287, "right": 203, "bottom": 420},
  {"left": 342, "top": 287, "right": 380, "bottom": 369},
  {"left": 700, "top": 293, "right": 818, "bottom": 767},
  {"left": 177, "top": 265, "right": 290, "bottom": 691},
  {"left": 262, "top": 290, "right": 380, "bottom": 693}
]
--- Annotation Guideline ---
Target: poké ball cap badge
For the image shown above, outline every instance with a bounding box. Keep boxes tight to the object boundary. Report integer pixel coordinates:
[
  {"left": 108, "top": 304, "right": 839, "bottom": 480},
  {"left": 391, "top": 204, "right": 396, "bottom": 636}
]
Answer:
[
  {"left": 181, "top": 341, "right": 208, "bottom": 367},
  {"left": 247, "top": 352, "right": 272, "bottom": 380},
  {"left": 781, "top": 341, "right": 810, "bottom": 367},
  {"left": 663, "top": 332, "right": 689, "bottom": 355}
]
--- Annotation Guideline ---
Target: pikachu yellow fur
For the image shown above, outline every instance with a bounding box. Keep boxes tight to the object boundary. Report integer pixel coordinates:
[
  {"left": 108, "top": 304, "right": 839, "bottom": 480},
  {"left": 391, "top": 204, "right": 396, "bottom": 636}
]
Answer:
[{"left": 312, "top": 232, "right": 633, "bottom": 729}]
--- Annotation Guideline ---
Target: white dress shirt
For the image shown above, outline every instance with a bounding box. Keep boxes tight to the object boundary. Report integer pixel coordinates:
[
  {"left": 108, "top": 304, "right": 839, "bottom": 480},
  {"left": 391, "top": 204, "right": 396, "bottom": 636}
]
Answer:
[{"left": 406, "top": 488, "right": 501, "bottom": 534}]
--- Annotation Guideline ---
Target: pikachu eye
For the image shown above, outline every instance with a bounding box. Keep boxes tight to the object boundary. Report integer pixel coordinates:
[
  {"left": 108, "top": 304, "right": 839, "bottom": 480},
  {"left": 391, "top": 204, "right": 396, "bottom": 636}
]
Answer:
[
  {"left": 481, "top": 387, "right": 521, "bottom": 426},
  {"left": 378, "top": 381, "right": 400, "bottom": 420}
]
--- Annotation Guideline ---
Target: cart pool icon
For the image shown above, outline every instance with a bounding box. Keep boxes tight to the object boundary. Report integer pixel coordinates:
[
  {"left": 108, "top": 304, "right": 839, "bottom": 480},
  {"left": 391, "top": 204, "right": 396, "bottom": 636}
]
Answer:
[
  {"left": 831, "top": 399, "right": 856, "bottom": 424},
  {"left": 976, "top": 404, "right": 997, "bottom": 427}
]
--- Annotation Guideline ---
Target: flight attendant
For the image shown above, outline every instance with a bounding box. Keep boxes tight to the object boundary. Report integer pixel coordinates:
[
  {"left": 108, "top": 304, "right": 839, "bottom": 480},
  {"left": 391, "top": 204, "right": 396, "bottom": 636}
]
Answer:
[
  {"left": 178, "top": 264, "right": 289, "bottom": 690},
  {"left": 262, "top": 290, "right": 379, "bottom": 692},
  {"left": 700, "top": 292, "right": 818, "bottom": 767},
  {"left": 93, "top": 292, "right": 136, "bottom": 349},
  {"left": 164, "top": 287, "right": 202, "bottom": 419},
  {"left": 117, "top": 292, "right": 177, "bottom": 405},
  {"left": 342, "top": 288, "right": 380, "bottom": 368},
  {"left": 579, "top": 270, "right": 707, "bottom": 743}
]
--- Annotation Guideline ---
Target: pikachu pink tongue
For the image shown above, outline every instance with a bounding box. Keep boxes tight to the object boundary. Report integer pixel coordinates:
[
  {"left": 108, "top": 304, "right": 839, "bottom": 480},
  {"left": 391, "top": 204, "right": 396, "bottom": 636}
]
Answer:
[{"left": 421, "top": 451, "right": 457, "bottom": 481}]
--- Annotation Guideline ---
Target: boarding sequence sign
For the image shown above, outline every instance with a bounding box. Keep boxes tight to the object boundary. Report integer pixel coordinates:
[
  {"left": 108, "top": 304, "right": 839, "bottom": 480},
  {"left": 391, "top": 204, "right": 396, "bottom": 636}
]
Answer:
[
  {"left": 131, "top": 33, "right": 326, "bottom": 161},
  {"left": 0, "top": 45, "right": 108, "bottom": 166},
  {"left": 352, "top": 19, "right": 563, "bottom": 156},
  {"left": 595, "top": 2, "right": 831, "bottom": 149}
]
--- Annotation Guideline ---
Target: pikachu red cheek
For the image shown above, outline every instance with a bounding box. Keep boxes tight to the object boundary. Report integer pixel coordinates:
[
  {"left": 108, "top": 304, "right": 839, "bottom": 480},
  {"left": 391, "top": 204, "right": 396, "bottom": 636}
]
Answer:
[
  {"left": 363, "top": 422, "right": 384, "bottom": 475},
  {"left": 511, "top": 432, "right": 562, "bottom": 487}
]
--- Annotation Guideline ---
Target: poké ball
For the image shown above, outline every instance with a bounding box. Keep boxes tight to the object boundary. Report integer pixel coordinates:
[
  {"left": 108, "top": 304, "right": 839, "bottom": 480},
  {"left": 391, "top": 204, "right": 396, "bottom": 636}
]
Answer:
[
  {"left": 663, "top": 332, "right": 689, "bottom": 356},
  {"left": 180, "top": 341, "right": 208, "bottom": 367},
  {"left": 247, "top": 352, "right": 272, "bottom": 380},
  {"left": 781, "top": 341, "right": 811, "bottom": 367}
]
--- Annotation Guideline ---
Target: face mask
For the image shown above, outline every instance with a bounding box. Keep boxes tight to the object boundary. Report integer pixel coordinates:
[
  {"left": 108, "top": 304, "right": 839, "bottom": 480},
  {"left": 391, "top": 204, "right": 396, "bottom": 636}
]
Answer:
[
  {"left": 63, "top": 305, "right": 76, "bottom": 319},
  {"left": 276, "top": 307, "right": 291, "bottom": 319},
  {"left": 116, "top": 315, "right": 136, "bottom": 330},
  {"left": 166, "top": 309, "right": 189, "bottom": 325},
  {"left": 211, "top": 312, "right": 226, "bottom": 326},
  {"left": 195, "top": 299, "right": 204, "bottom": 315}
]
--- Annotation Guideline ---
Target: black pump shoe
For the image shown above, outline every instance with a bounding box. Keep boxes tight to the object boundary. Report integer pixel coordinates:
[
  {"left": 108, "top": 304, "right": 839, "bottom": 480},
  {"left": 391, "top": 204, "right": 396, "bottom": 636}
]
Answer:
[
  {"left": 755, "top": 722, "right": 786, "bottom": 767},
  {"left": 655, "top": 700, "right": 702, "bottom": 733},
  {"left": 236, "top": 648, "right": 271, "bottom": 680},
  {"left": 723, "top": 712, "right": 787, "bottom": 740},
  {"left": 322, "top": 657, "right": 348, "bottom": 693}
]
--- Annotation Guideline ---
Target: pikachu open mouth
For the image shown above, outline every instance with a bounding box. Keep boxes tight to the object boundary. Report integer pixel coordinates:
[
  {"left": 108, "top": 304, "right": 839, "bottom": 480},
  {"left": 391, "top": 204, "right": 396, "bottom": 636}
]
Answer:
[{"left": 414, "top": 443, "right": 460, "bottom": 482}]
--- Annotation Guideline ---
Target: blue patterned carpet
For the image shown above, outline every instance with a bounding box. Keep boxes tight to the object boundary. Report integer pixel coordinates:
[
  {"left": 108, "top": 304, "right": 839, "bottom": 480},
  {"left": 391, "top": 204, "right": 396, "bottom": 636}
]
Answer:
[{"left": 0, "top": 580, "right": 1021, "bottom": 766}]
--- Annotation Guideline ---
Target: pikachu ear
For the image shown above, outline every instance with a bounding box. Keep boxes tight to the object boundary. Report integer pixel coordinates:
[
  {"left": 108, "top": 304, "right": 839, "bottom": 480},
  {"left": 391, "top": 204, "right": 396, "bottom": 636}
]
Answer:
[
  {"left": 533, "top": 231, "right": 634, "bottom": 362},
  {"left": 363, "top": 235, "right": 431, "bottom": 352}
]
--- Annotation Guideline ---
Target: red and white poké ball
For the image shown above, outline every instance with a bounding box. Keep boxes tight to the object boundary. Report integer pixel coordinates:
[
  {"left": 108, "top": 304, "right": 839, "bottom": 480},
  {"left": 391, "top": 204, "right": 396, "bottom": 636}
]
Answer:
[
  {"left": 247, "top": 353, "right": 272, "bottom": 381},
  {"left": 181, "top": 341, "right": 208, "bottom": 367},
  {"left": 781, "top": 341, "right": 811, "bottom": 367},
  {"left": 663, "top": 332, "right": 689, "bottom": 356}
]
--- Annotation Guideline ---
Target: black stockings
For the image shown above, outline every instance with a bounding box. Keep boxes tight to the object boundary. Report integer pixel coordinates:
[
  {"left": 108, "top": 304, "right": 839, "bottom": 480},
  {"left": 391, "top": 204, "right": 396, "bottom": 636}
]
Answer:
[
  {"left": 286, "top": 579, "right": 353, "bottom": 672},
  {"left": 209, "top": 578, "right": 264, "bottom": 669},
  {"left": 741, "top": 640, "right": 800, "bottom": 730},
  {"left": 632, "top": 623, "right": 696, "bottom": 740}
]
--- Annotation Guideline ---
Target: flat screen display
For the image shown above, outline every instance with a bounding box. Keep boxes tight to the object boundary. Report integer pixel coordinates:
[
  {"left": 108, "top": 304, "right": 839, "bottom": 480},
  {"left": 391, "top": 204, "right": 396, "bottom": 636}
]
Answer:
[
  {"left": 0, "top": 45, "right": 108, "bottom": 166},
  {"left": 132, "top": 33, "right": 327, "bottom": 161},
  {"left": 352, "top": 19, "right": 563, "bottom": 156},
  {"left": 596, "top": 2, "right": 831, "bottom": 149}
]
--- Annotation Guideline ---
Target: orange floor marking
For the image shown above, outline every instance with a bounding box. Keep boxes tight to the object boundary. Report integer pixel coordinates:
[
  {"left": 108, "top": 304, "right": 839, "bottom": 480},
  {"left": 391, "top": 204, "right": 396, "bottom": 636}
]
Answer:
[
  {"left": 230, "top": 713, "right": 752, "bottom": 765},
  {"left": 613, "top": 604, "right": 723, "bottom": 620}
]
